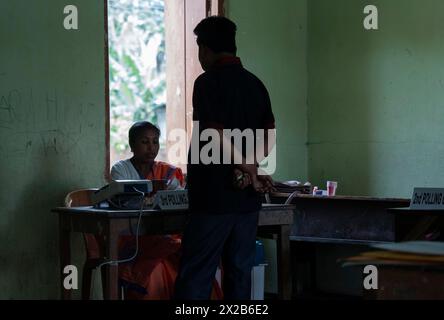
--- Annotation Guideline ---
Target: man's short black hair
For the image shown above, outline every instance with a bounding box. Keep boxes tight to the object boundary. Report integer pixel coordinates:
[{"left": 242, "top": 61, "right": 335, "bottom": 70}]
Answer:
[
  {"left": 129, "top": 121, "right": 160, "bottom": 149},
  {"left": 194, "top": 16, "right": 237, "bottom": 54}
]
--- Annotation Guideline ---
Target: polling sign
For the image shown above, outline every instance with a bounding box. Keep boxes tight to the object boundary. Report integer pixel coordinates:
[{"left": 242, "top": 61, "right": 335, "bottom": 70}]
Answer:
[
  {"left": 153, "top": 190, "right": 189, "bottom": 210},
  {"left": 410, "top": 188, "right": 444, "bottom": 210}
]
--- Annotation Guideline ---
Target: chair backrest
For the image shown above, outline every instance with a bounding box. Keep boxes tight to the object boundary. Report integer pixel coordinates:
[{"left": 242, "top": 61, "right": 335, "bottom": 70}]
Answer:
[
  {"left": 65, "top": 189, "right": 103, "bottom": 260},
  {"left": 64, "top": 189, "right": 98, "bottom": 207}
]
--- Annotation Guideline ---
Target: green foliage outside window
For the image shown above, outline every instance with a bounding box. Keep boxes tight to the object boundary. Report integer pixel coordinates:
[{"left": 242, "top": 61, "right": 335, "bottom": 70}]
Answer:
[{"left": 108, "top": 0, "right": 166, "bottom": 161}]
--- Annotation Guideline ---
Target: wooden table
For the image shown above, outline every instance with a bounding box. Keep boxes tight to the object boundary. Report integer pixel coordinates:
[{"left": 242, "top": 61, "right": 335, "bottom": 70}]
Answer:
[
  {"left": 270, "top": 194, "right": 411, "bottom": 243},
  {"left": 351, "top": 206, "right": 444, "bottom": 300},
  {"left": 54, "top": 204, "right": 294, "bottom": 300},
  {"left": 268, "top": 193, "right": 419, "bottom": 297},
  {"left": 367, "top": 264, "right": 444, "bottom": 300},
  {"left": 266, "top": 195, "right": 444, "bottom": 298}
]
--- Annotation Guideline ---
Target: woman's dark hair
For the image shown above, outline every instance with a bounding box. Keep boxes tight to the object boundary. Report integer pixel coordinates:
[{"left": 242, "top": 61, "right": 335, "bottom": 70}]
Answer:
[
  {"left": 129, "top": 121, "right": 160, "bottom": 149},
  {"left": 194, "top": 16, "right": 237, "bottom": 54}
]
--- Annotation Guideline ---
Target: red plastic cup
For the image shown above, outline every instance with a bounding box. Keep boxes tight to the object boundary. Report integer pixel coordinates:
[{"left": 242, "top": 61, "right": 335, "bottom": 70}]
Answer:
[{"left": 327, "top": 181, "right": 338, "bottom": 196}]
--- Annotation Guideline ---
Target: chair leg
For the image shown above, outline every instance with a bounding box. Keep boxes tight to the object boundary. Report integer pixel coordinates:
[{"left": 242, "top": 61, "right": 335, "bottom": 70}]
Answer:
[
  {"left": 99, "top": 266, "right": 125, "bottom": 300},
  {"left": 82, "top": 263, "right": 93, "bottom": 300},
  {"left": 100, "top": 266, "right": 107, "bottom": 300},
  {"left": 83, "top": 259, "right": 106, "bottom": 300},
  {"left": 121, "top": 285, "right": 126, "bottom": 300}
]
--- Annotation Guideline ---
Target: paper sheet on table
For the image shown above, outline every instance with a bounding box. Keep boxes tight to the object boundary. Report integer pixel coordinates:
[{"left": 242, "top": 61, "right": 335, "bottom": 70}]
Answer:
[{"left": 371, "top": 241, "right": 444, "bottom": 256}]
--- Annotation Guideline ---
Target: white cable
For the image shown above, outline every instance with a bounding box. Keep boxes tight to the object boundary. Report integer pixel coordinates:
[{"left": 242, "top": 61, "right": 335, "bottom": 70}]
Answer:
[
  {"left": 97, "top": 187, "right": 145, "bottom": 270},
  {"left": 285, "top": 191, "right": 299, "bottom": 205}
]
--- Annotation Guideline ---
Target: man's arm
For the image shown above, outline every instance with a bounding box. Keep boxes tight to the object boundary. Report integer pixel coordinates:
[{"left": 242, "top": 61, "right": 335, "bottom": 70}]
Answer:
[{"left": 216, "top": 128, "right": 276, "bottom": 193}]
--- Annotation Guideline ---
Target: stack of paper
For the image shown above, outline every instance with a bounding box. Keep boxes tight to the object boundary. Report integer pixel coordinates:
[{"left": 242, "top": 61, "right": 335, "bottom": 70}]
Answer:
[
  {"left": 273, "top": 181, "right": 312, "bottom": 194},
  {"left": 341, "top": 241, "right": 444, "bottom": 267}
]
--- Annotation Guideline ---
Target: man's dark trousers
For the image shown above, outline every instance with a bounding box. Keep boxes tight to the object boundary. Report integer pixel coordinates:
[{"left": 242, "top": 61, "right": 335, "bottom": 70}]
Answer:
[{"left": 174, "top": 211, "right": 259, "bottom": 300}]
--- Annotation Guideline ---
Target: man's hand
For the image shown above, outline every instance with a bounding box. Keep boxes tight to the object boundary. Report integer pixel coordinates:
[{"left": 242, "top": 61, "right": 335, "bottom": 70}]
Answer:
[
  {"left": 233, "top": 168, "right": 252, "bottom": 190},
  {"left": 235, "top": 164, "right": 276, "bottom": 193},
  {"left": 251, "top": 174, "right": 276, "bottom": 193},
  {"left": 237, "top": 163, "right": 258, "bottom": 178},
  {"left": 257, "top": 174, "right": 276, "bottom": 192}
]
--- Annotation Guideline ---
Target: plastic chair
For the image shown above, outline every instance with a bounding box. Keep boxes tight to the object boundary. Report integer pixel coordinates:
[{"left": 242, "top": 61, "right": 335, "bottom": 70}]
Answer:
[{"left": 64, "top": 189, "right": 108, "bottom": 300}]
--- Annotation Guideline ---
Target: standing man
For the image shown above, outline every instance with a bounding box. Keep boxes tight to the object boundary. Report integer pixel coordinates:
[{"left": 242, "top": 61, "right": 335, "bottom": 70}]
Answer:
[{"left": 175, "top": 16, "right": 276, "bottom": 300}]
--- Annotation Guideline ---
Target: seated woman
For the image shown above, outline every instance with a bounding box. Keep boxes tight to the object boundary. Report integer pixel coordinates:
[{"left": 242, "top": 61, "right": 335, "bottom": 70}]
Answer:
[
  {"left": 108, "top": 121, "right": 222, "bottom": 300},
  {"left": 111, "top": 121, "right": 184, "bottom": 188}
]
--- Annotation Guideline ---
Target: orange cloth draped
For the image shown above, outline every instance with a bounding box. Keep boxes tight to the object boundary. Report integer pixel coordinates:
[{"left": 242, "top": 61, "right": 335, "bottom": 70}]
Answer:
[{"left": 85, "top": 161, "right": 223, "bottom": 300}]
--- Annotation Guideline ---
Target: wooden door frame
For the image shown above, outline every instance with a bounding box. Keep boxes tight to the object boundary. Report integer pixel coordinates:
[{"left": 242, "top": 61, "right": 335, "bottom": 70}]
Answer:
[
  {"left": 104, "top": 0, "right": 110, "bottom": 181},
  {"left": 165, "top": 0, "right": 225, "bottom": 173}
]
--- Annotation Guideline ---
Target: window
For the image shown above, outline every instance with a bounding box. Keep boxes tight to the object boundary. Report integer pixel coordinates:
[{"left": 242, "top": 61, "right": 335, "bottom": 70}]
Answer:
[{"left": 105, "top": 0, "right": 224, "bottom": 179}]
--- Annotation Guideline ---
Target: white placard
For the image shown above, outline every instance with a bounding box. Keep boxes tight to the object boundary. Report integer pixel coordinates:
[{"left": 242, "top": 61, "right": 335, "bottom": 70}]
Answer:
[
  {"left": 410, "top": 188, "right": 444, "bottom": 210},
  {"left": 154, "top": 190, "right": 189, "bottom": 210}
]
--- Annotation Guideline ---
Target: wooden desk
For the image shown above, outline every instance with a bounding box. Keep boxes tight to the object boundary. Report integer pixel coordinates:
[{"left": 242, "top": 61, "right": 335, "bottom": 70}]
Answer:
[
  {"left": 270, "top": 194, "right": 411, "bottom": 244},
  {"left": 388, "top": 207, "right": 444, "bottom": 216},
  {"left": 269, "top": 194, "right": 417, "bottom": 297},
  {"left": 349, "top": 209, "right": 444, "bottom": 300},
  {"left": 54, "top": 204, "right": 294, "bottom": 300},
  {"left": 367, "top": 265, "right": 444, "bottom": 300}
]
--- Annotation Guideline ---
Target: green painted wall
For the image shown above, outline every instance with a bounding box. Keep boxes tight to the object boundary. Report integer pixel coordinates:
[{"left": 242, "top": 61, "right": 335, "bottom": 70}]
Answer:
[
  {"left": 0, "top": 0, "right": 106, "bottom": 298},
  {"left": 5, "top": 0, "right": 442, "bottom": 299},
  {"left": 308, "top": 0, "right": 444, "bottom": 197},
  {"left": 227, "top": 0, "right": 308, "bottom": 182}
]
